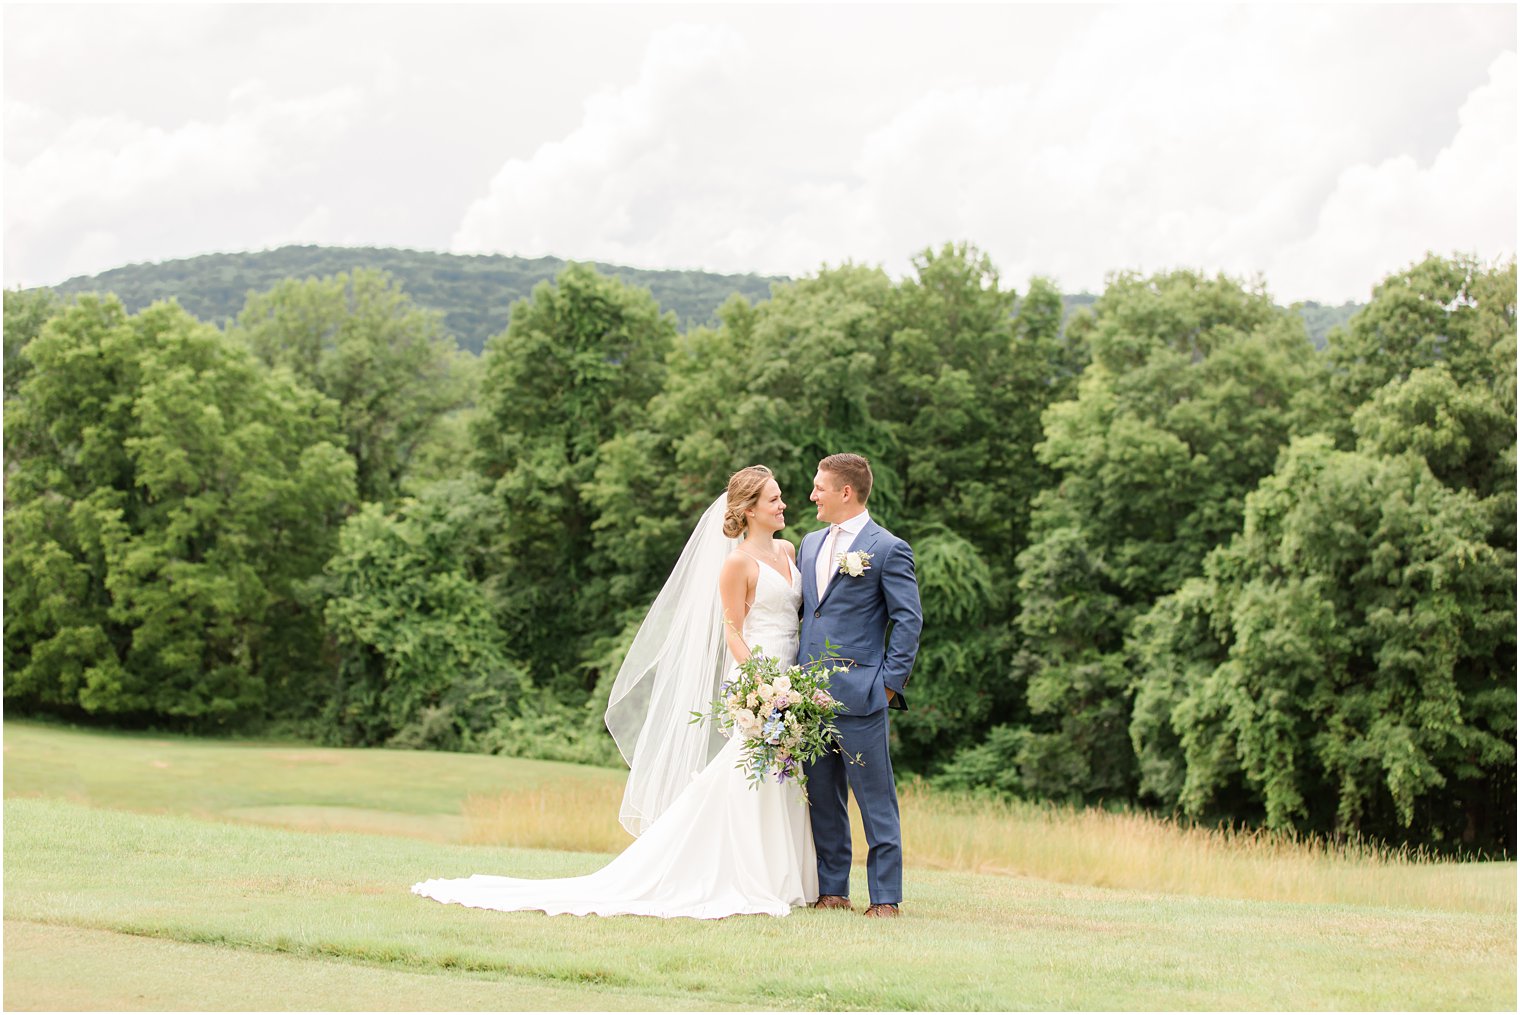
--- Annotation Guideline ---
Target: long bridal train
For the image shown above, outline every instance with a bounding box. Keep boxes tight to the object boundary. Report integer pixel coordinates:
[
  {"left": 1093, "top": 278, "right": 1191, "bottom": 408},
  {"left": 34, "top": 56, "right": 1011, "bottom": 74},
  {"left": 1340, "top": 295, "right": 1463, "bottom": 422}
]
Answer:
[
  {"left": 410, "top": 732, "right": 815, "bottom": 918},
  {"left": 411, "top": 541, "right": 818, "bottom": 919}
]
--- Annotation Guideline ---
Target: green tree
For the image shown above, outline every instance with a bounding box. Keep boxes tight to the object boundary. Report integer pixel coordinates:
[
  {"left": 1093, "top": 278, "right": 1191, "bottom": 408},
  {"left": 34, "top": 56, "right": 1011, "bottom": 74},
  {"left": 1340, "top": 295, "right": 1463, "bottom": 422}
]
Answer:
[
  {"left": 1326, "top": 254, "right": 1515, "bottom": 416},
  {"left": 585, "top": 248, "right": 1078, "bottom": 771},
  {"left": 473, "top": 263, "right": 676, "bottom": 692},
  {"left": 1344, "top": 257, "right": 1517, "bottom": 552},
  {"left": 1002, "top": 271, "right": 1328, "bottom": 801},
  {"left": 230, "top": 269, "right": 473, "bottom": 504},
  {"left": 580, "top": 264, "right": 905, "bottom": 729},
  {"left": 318, "top": 480, "right": 530, "bottom": 749},
  {"left": 4, "top": 297, "right": 353, "bottom": 724},
  {"left": 1132, "top": 257, "right": 1516, "bottom": 849},
  {"left": 887, "top": 247, "right": 1065, "bottom": 573},
  {"left": 399, "top": 358, "right": 486, "bottom": 496},
  {"left": 1130, "top": 435, "right": 1513, "bottom": 846},
  {"left": 1353, "top": 363, "right": 1516, "bottom": 549},
  {"left": 4, "top": 287, "right": 61, "bottom": 400},
  {"left": 651, "top": 261, "right": 902, "bottom": 508},
  {"left": 891, "top": 525, "right": 1003, "bottom": 766},
  {"left": 876, "top": 247, "right": 1070, "bottom": 765}
]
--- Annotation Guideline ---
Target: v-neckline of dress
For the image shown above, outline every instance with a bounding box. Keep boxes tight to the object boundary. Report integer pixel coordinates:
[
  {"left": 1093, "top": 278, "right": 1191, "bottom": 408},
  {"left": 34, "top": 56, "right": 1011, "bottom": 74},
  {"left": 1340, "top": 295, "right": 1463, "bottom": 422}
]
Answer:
[{"left": 753, "top": 550, "right": 795, "bottom": 586}]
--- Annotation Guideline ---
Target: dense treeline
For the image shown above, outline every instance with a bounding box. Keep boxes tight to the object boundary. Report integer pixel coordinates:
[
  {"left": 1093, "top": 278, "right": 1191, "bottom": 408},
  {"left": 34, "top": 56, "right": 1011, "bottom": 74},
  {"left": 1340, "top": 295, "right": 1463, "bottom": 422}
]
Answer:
[
  {"left": 42, "top": 246, "right": 785, "bottom": 355},
  {"left": 4, "top": 247, "right": 1512, "bottom": 852},
  {"left": 35, "top": 245, "right": 1360, "bottom": 356}
]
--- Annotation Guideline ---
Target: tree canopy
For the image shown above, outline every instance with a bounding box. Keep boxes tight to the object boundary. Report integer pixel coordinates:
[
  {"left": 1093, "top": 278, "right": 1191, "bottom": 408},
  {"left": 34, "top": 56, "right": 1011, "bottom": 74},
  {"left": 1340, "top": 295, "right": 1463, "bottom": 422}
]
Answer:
[
  {"left": 5, "top": 296, "right": 354, "bottom": 723},
  {"left": 4, "top": 249, "right": 1511, "bottom": 852}
]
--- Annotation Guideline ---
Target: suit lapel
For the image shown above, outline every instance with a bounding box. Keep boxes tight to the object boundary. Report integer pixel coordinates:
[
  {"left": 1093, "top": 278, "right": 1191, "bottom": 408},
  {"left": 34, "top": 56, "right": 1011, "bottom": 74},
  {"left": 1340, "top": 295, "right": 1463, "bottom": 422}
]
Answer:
[{"left": 818, "top": 521, "right": 881, "bottom": 609}]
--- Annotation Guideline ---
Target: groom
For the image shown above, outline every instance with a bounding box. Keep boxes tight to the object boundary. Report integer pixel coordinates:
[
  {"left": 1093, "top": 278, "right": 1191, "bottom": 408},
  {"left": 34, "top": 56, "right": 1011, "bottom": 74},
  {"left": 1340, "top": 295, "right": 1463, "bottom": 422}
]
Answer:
[{"left": 799, "top": 453, "right": 923, "bottom": 918}]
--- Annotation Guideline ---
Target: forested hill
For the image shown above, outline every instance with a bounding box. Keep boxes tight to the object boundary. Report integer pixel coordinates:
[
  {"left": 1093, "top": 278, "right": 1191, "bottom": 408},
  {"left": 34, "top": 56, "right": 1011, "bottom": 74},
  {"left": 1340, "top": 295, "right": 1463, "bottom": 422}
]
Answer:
[
  {"left": 32, "top": 246, "right": 1360, "bottom": 354},
  {"left": 40, "top": 246, "right": 786, "bottom": 356},
  {"left": 7, "top": 246, "right": 1508, "bottom": 851}
]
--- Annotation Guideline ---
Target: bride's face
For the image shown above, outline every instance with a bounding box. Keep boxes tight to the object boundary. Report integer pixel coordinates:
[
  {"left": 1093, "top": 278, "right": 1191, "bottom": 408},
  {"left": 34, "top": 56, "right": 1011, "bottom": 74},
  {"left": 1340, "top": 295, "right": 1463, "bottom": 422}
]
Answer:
[{"left": 749, "top": 479, "right": 786, "bottom": 533}]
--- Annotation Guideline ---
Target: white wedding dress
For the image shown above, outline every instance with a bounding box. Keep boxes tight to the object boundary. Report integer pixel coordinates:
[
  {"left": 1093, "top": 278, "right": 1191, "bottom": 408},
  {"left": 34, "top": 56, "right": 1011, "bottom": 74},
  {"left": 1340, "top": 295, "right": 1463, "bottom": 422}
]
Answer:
[{"left": 411, "top": 557, "right": 818, "bottom": 918}]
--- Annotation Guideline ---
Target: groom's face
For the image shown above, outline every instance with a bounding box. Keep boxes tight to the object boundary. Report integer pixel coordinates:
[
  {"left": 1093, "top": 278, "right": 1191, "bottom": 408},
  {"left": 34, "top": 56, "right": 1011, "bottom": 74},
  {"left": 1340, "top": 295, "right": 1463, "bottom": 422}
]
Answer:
[{"left": 810, "top": 470, "right": 846, "bottom": 523}]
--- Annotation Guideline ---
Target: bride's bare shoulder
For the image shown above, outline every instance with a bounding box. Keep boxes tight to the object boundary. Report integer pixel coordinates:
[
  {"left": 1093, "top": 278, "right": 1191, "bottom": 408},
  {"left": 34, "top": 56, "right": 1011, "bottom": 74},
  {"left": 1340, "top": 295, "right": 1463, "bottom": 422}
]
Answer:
[
  {"left": 775, "top": 539, "right": 797, "bottom": 562},
  {"left": 722, "top": 547, "right": 758, "bottom": 575}
]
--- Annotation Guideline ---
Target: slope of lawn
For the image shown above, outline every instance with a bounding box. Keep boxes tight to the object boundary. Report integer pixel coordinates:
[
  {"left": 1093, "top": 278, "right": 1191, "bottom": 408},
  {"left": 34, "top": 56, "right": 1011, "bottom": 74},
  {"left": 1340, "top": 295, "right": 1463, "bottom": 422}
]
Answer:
[{"left": 4, "top": 721, "right": 1514, "bottom": 1011}]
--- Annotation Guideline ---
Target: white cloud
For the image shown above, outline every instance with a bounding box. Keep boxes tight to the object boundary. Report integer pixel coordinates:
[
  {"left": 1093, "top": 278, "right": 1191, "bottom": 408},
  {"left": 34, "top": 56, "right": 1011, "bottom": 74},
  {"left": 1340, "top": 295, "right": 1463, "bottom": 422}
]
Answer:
[
  {"left": 833, "top": 7, "right": 1354, "bottom": 293},
  {"left": 4, "top": 82, "right": 363, "bottom": 284},
  {"left": 452, "top": 24, "right": 778, "bottom": 270},
  {"left": 263, "top": 204, "right": 342, "bottom": 250},
  {"left": 1267, "top": 51, "right": 1517, "bottom": 302},
  {"left": 448, "top": 7, "right": 1514, "bottom": 303},
  {"left": 5, "top": 5, "right": 1513, "bottom": 302}
]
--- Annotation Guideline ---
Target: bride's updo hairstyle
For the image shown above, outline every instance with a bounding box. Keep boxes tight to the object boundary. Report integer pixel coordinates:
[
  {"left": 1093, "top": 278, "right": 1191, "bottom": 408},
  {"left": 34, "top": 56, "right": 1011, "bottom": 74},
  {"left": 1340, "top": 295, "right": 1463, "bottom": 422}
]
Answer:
[{"left": 723, "top": 465, "right": 774, "bottom": 538}]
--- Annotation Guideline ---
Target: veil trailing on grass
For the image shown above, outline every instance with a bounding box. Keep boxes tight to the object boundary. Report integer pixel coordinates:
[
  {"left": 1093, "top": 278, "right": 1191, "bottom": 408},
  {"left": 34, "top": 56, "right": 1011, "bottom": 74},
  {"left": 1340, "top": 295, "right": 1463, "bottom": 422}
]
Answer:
[{"left": 604, "top": 494, "right": 734, "bottom": 836}]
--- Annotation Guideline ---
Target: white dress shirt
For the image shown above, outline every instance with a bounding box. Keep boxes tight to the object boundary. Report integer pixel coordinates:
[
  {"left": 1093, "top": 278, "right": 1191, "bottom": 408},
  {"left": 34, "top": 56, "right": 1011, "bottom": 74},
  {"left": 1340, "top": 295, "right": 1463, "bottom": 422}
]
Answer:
[{"left": 816, "top": 510, "right": 871, "bottom": 598}]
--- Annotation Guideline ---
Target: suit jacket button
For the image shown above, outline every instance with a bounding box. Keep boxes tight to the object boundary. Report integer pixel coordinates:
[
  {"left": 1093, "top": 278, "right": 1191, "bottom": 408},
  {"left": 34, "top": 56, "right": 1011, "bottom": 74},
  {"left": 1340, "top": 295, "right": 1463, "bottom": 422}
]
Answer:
[{"left": 813, "top": 610, "right": 821, "bottom": 618}]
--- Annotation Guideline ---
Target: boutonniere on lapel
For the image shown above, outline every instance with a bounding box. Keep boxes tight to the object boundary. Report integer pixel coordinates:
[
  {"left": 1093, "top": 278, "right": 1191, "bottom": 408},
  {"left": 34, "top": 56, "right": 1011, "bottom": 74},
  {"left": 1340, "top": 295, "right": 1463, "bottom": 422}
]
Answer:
[{"left": 836, "top": 549, "right": 874, "bottom": 577}]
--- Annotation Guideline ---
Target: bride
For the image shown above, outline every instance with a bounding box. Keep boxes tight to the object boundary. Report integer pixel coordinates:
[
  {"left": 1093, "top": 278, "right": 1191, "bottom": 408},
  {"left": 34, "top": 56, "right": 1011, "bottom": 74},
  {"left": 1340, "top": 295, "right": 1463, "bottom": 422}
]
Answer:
[{"left": 412, "top": 466, "right": 818, "bottom": 918}]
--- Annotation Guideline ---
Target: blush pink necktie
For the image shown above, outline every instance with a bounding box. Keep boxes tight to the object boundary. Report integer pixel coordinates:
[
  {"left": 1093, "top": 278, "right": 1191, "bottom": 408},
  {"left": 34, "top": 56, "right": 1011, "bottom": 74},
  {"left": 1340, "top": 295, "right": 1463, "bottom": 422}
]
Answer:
[{"left": 818, "top": 524, "right": 842, "bottom": 597}]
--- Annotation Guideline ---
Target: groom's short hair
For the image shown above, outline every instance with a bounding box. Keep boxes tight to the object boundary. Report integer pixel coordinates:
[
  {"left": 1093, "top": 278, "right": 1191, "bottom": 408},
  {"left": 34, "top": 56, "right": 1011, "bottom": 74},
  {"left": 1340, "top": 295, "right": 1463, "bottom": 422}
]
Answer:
[{"left": 819, "top": 453, "right": 873, "bottom": 504}]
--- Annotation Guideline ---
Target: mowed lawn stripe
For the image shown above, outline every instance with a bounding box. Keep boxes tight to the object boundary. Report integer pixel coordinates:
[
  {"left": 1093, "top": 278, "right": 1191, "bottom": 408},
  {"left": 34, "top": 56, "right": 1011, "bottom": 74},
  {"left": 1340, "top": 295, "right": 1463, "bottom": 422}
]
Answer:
[
  {"left": 4, "top": 798, "right": 1513, "bottom": 1011},
  {"left": 3, "top": 921, "right": 744, "bottom": 1012},
  {"left": 6, "top": 720, "right": 1511, "bottom": 915}
]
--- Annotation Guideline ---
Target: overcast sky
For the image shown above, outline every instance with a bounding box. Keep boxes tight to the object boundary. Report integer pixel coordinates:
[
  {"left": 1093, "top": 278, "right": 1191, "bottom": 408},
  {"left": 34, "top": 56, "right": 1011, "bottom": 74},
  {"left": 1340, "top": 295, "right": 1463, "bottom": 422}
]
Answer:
[{"left": 3, "top": 3, "right": 1515, "bottom": 304}]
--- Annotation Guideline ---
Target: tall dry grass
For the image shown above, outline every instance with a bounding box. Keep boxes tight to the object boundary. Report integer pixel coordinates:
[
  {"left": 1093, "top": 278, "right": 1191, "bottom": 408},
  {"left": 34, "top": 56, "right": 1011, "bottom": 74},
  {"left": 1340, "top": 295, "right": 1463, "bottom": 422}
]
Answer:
[
  {"left": 899, "top": 782, "right": 1512, "bottom": 914},
  {"left": 462, "top": 779, "right": 629, "bottom": 851},
  {"left": 461, "top": 776, "right": 1513, "bottom": 914}
]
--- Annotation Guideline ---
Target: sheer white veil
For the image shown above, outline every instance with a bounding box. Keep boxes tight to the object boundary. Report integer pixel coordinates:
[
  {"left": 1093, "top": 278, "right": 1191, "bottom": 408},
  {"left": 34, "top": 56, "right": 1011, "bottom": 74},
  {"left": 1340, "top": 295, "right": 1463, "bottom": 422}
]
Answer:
[{"left": 604, "top": 494, "right": 733, "bottom": 836}]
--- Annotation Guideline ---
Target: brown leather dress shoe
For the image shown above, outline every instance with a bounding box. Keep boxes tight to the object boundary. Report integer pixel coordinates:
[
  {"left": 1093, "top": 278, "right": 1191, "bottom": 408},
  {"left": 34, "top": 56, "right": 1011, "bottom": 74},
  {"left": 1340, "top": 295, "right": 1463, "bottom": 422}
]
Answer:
[
  {"left": 812, "top": 894, "right": 852, "bottom": 910},
  {"left": 863, "top": 903, "right": 900, "bottom": 918}
]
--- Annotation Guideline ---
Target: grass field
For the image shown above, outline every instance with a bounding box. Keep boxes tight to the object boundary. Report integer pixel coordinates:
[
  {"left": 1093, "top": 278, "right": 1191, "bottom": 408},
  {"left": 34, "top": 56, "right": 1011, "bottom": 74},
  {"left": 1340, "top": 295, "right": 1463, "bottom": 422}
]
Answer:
[{"left": 4, "top": 719, "right": 1515, "bottom": 1010}]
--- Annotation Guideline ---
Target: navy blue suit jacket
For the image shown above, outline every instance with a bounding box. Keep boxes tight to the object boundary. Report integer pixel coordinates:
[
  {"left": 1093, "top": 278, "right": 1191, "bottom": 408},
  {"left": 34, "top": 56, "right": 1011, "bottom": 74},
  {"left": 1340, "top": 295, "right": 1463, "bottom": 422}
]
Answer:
[{"left": 798, "top": 519, "right": 923, "bottom": 717}]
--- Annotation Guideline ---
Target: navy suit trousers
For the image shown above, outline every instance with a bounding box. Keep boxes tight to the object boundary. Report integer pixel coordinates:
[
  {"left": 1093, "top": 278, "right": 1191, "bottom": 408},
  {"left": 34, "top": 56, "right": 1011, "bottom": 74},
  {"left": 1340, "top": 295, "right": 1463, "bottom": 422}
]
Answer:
[{"left": 805, "top": 707, "right": 901, "bottom": 905}]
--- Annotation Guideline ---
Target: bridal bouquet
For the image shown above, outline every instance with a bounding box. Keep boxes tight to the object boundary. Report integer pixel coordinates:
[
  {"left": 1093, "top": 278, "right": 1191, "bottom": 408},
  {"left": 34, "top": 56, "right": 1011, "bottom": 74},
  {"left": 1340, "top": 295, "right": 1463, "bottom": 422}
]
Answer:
[{"left": 692, "top": 649, "right": 850, "bottom": 792}]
